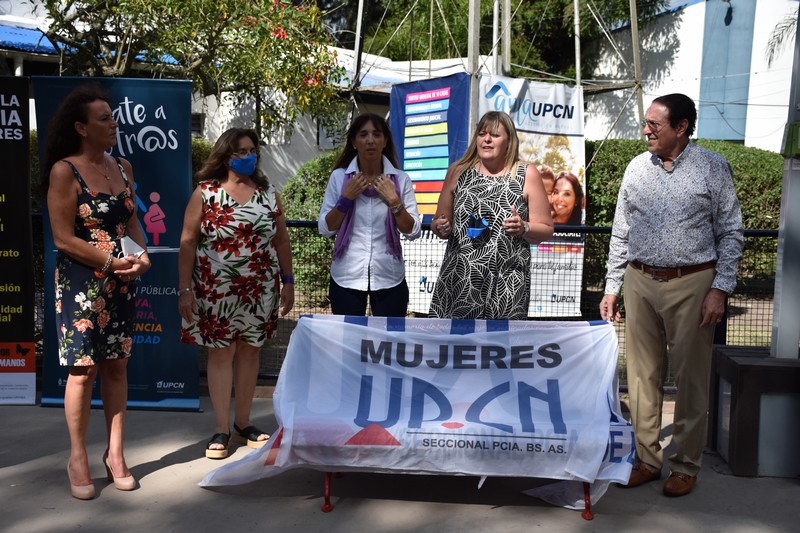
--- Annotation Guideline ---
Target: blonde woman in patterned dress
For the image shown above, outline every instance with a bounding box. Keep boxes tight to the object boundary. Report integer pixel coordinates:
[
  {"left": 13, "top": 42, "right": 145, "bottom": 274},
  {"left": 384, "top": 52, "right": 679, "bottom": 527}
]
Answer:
[
  {"left": 45, "top": 84, "right": 151, "bottom": 499},
  {"left": 429, "top": 111, "right": 553, "bottom": 319},
  {"left": 178, "top": 128, "right": 294, "bottom": 459}
]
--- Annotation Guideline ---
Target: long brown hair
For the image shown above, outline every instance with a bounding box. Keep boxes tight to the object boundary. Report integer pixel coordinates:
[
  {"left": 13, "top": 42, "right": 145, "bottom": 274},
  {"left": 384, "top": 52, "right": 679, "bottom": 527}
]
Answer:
[
  {"left": 195, "top": 128, "right": 268, "bottom": 187},
  {"left": 553, "top": 171, "right": 584, "bottom": 226},
  {"left": 451, "top": 111, "right": 520, "bottom": 178},
  {"left": 332, "top": 113, "right": 399, "bottom": 170}
]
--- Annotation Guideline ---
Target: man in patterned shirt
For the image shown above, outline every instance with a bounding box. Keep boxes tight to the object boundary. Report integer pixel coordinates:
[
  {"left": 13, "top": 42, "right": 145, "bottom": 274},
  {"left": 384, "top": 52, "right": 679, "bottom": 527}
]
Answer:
[{"left": 599, "top": 93, "right": 743, "bottom": 497}]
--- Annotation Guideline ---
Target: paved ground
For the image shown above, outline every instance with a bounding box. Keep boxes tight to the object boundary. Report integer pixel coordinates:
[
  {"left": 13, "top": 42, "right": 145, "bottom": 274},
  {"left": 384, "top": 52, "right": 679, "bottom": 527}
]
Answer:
[{"left": 2, "top": 395, "right": 798, "bottom": 533}]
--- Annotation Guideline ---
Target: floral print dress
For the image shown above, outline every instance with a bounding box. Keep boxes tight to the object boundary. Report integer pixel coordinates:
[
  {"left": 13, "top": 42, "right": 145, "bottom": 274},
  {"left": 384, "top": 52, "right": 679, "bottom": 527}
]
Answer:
[
  {"left": 56, "top": 160, "right": 137, "bottom": 366},
  {"left": 180, "top": 180, "right": 281, "bottom": 348}
]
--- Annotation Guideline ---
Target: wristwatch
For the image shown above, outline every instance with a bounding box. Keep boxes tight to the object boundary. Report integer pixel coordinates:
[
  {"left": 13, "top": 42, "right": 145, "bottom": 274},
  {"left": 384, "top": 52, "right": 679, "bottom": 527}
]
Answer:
[{"left": 390, "top": 203, "right": 404, "bottom": 215}]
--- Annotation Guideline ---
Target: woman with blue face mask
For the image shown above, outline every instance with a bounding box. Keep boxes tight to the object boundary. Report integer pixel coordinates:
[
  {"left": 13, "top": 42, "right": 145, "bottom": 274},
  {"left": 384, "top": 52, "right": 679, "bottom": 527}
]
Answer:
[{"left": 178, "top": 128, "right": 294, "bottom": 459}]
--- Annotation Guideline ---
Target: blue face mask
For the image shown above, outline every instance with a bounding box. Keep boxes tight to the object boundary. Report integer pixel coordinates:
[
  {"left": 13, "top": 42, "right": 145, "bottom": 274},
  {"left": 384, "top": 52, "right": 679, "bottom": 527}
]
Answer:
[{"left": 229, "top": 153, "right": 258, "bottom": 177}]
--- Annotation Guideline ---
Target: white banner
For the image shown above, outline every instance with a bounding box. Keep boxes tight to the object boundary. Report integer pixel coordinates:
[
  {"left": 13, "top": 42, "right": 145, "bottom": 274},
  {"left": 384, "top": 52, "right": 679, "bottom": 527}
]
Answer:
[
  {"left": 405, "top": 75, "right": 586, "bottom": 316},
  {"left": 201, "top": 316, "right": 633, "bottom": 490},
  {"left": 481, "top": 75, "right": 586, "bottom": 317}
]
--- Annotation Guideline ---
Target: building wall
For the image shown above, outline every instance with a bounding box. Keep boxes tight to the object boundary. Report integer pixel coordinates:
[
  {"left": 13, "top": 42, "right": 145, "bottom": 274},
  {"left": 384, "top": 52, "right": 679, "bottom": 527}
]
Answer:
[
  {"left": 585, "top": 0, "right": 796, "bottom": 153},
  {"left": 194, "top": 92, "right": 389, "bottom": 191},
  {"left": 747, "top": 1, "right": 798, "bottom": 150},
  {"left": 698, "top": 0, "right": 757, "bottom": 141}
]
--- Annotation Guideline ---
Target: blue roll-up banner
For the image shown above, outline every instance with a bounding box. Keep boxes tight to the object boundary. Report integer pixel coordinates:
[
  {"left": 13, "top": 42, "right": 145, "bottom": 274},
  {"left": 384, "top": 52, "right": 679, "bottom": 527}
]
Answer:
[
  {"left": 389, "top": 72, "right": 471, "bottom": 222},
  {"left": 34, "top": 77, "right": 199, "bottom": 411},
  {"left": 389, "top": 74, "right": 472, "bottom": 314}
]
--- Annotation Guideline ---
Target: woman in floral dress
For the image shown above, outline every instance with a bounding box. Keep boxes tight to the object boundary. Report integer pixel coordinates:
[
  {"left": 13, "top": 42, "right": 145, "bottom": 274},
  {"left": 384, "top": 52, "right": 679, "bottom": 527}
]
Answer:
[
  {"left": 45, "top": 84, "right": 151, "bottom": 499},
  {"left": 178, "top": 128, "right": 294, "bottom": 459}
]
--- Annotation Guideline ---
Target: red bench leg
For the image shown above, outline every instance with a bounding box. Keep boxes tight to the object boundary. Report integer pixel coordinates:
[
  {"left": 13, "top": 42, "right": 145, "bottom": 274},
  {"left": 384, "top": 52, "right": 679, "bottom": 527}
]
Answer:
[
  {"left": 322, "top": 472, "right": 335, "bottom": 512},
  {"left": 581, "top": 481, "right": 594, "bottom": 520}
]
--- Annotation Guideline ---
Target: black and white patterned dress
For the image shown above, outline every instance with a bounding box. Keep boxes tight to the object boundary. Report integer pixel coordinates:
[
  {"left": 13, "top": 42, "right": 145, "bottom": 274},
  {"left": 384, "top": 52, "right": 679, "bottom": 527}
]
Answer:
[{"left": 429, "top": 163, "right": 531, "bottom": 319}]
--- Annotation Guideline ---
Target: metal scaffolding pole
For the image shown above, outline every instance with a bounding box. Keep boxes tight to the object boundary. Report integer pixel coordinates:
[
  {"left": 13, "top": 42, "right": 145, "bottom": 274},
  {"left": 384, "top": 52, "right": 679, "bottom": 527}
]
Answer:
[
  {"left": 573, "top": 0, "right": 581, "bottom": 85},
  {"left": 468, "top": 0, "right": 481, "bottom": 131},
  {"left": 629, "top": 0, "right": 646, "bottom": 137}
]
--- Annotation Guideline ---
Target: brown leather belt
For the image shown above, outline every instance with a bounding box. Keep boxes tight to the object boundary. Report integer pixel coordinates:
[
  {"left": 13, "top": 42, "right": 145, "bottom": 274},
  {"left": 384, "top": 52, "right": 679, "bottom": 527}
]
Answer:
[{"left": 630, "top": 260, "right": 716, "bottom": 281}]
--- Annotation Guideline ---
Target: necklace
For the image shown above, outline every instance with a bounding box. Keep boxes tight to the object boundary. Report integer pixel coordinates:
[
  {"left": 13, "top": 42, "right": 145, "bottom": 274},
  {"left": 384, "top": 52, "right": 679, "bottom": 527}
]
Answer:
[{"left": 89, "top": 156, "right": 111, "bottom": 181}]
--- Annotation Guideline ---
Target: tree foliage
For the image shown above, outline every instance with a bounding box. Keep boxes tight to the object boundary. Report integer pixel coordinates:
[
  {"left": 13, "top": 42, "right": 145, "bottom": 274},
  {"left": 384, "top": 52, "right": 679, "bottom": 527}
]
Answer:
[
  {"left": 765, "top": 7, "right": 798, "bottom": 66},
  {"left": 281, "top": 151, "right": 338, "bottom": 307},
  {"left": 329, "top": 0, "right": 668, "bottom": 80},
  {"left": 34, "top": 0, "right": 348, "bottom": 134}
]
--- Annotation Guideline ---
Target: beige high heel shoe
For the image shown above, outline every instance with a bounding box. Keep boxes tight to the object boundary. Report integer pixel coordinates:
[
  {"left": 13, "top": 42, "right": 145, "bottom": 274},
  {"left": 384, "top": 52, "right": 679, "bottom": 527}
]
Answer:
[
  {"left": 67, "top": 464, "right": 96, "bottom": 500},
  {"left": 102, "top": 451, "right": 136, "bottom": 491}
]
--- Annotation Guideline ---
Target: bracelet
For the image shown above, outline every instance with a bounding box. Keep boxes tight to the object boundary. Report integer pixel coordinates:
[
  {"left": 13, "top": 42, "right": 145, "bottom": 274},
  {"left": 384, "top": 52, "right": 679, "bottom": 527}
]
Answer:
[
  {"left": 390, "top": 203, "right": 404, "bottom": 215},
  {"left": 100, "top": 253, "right": 113, "bottom": 274},
  {"left": 335, "top": 196, "right": 354, "bottom": 213},
  {"left": 522, "top": 221, "right": 529, "bottom": 236},
  {"left": 178, "top": 287, "right": 192, "bottom": 296},
  {"left": 281, "top": 274, "right": 294, "bottom": 284}
]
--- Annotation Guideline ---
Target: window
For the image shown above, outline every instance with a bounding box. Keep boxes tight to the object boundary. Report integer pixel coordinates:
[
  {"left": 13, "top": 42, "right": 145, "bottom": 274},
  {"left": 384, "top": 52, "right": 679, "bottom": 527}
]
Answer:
[{"left": 191, "top": 113, "right": 205, "bottom": 138}]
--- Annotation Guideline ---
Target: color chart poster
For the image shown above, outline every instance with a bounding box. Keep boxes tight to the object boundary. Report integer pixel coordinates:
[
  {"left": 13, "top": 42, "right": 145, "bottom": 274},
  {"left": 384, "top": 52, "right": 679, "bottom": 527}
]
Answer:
[{"left": 390, "top": 73, "right": 470, "bottom": 314}]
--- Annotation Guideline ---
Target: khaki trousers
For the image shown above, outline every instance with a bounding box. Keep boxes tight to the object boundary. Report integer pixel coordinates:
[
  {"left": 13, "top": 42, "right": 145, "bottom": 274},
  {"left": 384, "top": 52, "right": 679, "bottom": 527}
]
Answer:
[{"left": 624, "top": 265, "right": 716, "bottom": 476}]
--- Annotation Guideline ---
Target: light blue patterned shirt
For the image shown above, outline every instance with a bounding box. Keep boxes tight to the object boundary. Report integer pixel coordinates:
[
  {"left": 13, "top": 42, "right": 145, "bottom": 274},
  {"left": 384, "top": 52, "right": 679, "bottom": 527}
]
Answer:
[{"left": 604, "top": 142, "right": 744, "bottom": 296}]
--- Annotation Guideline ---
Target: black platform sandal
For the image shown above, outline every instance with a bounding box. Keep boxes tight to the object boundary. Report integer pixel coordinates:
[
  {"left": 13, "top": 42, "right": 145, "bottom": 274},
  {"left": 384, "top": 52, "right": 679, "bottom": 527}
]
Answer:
[
  {"left": 205, "top": 432, "right": 230, "bottom": 459},
  {"left": 233, "top": 423, "right": 270, "bottom": 449}
]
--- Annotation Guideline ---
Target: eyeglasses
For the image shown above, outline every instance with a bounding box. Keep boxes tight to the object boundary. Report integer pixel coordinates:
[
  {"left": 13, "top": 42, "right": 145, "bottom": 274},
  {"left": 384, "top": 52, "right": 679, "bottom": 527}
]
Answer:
[
  {"left": 640, "top": 119, "right": 666, "bottom": 132},
  {"left": 232, "top": 148, "right": 258, "bottom": 158}
]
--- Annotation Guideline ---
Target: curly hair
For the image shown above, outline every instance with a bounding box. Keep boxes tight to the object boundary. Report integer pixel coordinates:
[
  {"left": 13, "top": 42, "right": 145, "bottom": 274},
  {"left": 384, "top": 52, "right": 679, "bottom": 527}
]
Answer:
[
  {"left": 195, "top": 128, "right": 268, "bottom": 187},
  {"left": 42, "top": 83, "right": 111, "bottom": 194}
]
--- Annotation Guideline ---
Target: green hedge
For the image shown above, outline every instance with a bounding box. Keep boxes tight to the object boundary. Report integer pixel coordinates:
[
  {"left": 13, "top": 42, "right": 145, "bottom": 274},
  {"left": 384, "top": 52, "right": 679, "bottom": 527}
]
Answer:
[
  {"left": 190, "top": 137, "right": 214, "bottom": 188},
  {"left": 585, "top": 139, "right": 782, "bottom": 229},
  {"left": 28, "top": 134, "right": 785, "bottom": 230},
  {"left": 282, "top": 140, "right": 784, "bottom": 293},
  {"left": 281, "top": 151, "right": 338, "bottom": 307},
  {"left": 584, "top": 139, "right": 783, "bottom": 285}
]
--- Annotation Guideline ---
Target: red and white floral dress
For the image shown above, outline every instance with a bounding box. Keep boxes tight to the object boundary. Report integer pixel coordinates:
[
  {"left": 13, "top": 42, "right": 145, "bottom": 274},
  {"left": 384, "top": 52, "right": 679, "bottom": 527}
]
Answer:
[{"left": 180, "top": 180, "right": 281, "bottom": 348}]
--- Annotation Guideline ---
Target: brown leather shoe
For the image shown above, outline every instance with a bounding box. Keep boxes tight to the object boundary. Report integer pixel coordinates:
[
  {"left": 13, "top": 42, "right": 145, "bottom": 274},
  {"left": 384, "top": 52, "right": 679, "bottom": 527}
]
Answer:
[
  {"left": 620, "top": 462, "right": 661, "bottom": 488},
  {"left": 663, "top": 471, "right": 697, "bottom": 497}
]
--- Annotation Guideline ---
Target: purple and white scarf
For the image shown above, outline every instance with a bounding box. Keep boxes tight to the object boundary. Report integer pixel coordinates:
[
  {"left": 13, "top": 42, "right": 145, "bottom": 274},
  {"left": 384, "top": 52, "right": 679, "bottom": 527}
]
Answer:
[{"left": 333, "top": 172, "right": 403, "bottom": 261}]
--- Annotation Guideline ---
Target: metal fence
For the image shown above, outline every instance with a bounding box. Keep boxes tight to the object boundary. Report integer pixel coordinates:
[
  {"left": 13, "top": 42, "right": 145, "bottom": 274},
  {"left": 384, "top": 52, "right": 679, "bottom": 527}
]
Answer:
[
  {"left": 256, "top": 223, "right": 778, "bottom": 384},
  {"left": 32, "top": 218, "right": 777, "bottom": 385}
]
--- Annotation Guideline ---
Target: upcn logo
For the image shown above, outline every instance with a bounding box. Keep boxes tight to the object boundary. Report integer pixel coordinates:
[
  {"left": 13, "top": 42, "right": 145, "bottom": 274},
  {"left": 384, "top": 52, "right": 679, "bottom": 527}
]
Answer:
[
  {"left": 156, "top": 380, "right": 185, "bottom": 391},
  {"left": 484, "top": 81, "right": 575, "bottom": 123}
]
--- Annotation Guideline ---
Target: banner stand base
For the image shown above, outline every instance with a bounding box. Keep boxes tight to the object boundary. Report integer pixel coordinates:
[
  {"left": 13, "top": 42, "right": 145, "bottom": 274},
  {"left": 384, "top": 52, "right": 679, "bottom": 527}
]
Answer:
[{"left": 41, "top": 396, "right": 201, "bottom": 412}]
